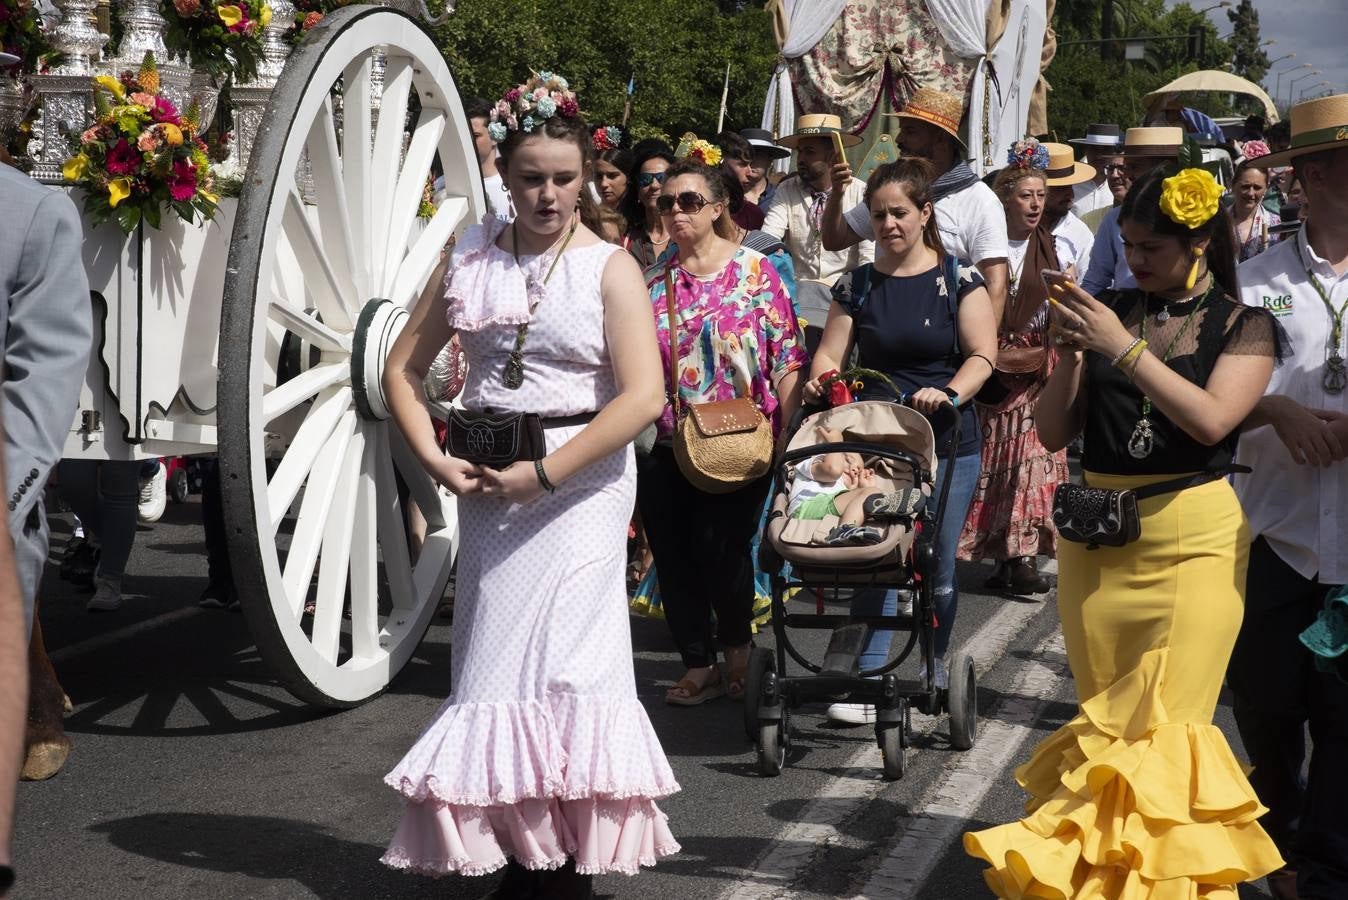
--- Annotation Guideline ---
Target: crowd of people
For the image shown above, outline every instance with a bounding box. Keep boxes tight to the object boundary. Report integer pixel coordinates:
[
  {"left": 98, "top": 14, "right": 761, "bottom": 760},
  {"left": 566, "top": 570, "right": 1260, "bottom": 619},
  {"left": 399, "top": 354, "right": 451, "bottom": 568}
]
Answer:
[{"left": 3, "top": 55, "right": 1345, "bottom": 900}]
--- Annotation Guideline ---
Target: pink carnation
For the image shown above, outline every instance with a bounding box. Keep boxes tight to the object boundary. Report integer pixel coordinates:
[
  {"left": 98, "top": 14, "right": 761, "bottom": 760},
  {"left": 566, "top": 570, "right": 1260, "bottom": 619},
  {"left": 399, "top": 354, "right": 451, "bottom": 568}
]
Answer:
[
  {"left": 105, "top": 139, "right": 142, "bottom": 176},
  {"left": 80, "top": 126, "right": 102, "bottom": 144},
  {"left": 1242, "top": 139, "right": 1271, "bottom": 161},
  {"left": 130, "top": 92, "right": 156, "bottom": 108},
  {"left": 168, "top": 159, "right": 198, "bottom": 202},
  {"left": 136, "top": 129, "right": 162, "bottom": 152}
]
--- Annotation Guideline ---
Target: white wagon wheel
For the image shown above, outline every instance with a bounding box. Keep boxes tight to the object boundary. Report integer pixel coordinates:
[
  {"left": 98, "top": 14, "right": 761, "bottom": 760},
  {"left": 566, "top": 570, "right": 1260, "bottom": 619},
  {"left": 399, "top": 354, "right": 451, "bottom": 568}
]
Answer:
[{"left": 220, "top": 6, "right": 484, "bottom": 707}]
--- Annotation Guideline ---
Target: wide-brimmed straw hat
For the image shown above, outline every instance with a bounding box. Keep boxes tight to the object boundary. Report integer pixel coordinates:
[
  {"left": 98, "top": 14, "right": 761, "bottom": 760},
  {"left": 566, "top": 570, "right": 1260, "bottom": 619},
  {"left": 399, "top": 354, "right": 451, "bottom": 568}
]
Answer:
[
  {"left": 0, "top": 52, "right": 20, "bottom": 67},
  {"left": 1041, "top": 142, "right": 1096, "bottom": 186},
  {"left": 883, "top": 86, "right": 966, "bottom": 148},
  {"left": 1122, "top": 126, "right": 1183, "bottom": 159},
  {"left": 1250, "top": 93, "right": 1348, "bottom": 168},
  {"left": 1069, "top": 123, "right": 1123, "bottom": 149},
  {"left": 740, "top": 128, "right": 792, "bottom": 160},
  {"left": 776, "top": 114, "right": 863, "bottom": 150}
]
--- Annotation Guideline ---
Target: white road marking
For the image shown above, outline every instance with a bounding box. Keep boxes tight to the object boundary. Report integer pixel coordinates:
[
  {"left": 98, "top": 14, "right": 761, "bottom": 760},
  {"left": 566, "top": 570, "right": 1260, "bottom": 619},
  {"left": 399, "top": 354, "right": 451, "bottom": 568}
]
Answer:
[
  {"left": 49, "top": 607, "right": 204, "bottom": 664},
  {"left": 720, "top": 596, "right": 1050, "bottom": 900},
  {"left": 857, "top": 632, "right": 1070, "bottom": 899}
]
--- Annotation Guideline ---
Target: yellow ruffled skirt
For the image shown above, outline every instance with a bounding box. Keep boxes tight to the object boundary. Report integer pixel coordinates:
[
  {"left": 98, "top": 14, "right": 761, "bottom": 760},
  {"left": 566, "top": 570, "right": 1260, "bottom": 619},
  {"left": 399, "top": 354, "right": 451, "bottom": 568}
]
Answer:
[{"left": 964, "top": 472, "right": 1284, "bottom": 898}]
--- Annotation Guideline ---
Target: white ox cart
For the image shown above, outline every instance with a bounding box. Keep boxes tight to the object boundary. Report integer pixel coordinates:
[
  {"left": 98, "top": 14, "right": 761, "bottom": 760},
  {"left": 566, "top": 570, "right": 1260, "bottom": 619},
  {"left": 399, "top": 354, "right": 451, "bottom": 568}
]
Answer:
[{"left": 62, "top": 5, "right": 486, "bottom": 707}]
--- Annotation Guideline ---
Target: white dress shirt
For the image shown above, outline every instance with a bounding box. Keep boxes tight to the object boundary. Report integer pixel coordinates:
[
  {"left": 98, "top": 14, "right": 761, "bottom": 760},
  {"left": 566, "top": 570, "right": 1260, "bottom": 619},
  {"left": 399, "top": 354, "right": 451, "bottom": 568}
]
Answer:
[
  {"left": 1234, "top": 228, "right": 1348, "bottom": 585},
  {"left": 843, "top": 179, "right": 1009, "bottom": 266},
  {"left": 1071, "top": 179, "right": 1113, "bottom": 219},
  {"left": 1052, "top": 212, "right": 1095, "bottom": 275},
  {"left": 762, "top": 177, "right": 873, "bottom": 286}
]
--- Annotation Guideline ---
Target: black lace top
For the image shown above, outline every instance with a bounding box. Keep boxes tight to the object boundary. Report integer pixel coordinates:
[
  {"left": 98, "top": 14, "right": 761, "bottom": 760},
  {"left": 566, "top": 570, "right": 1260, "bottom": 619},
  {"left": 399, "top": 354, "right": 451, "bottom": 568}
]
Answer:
[{"left": 1081, "top": 288, "right": 1285, "bottom": 475}]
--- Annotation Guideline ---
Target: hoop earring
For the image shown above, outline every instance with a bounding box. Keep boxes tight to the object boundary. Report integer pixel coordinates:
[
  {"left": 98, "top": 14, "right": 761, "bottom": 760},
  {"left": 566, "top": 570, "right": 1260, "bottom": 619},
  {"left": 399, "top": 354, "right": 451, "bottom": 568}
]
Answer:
[{"left": 1184, "top": 247, "right": 1204, "bottom": 291}]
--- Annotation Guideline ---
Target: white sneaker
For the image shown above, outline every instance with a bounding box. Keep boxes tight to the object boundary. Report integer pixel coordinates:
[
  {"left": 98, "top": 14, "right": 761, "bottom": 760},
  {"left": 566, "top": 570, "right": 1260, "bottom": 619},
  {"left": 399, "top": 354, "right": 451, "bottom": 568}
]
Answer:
[
  {"left": 918, "top": 655, "right": 949, "bottom": 690},
  {"left": 86, "top": 576, "right": 123, "bottom": 612},
  {"left": 827, "top": 703, "right": 877, "bottom": 726},
  {"left": 138, "top": 461, "right": 167, "bottom": 523}
]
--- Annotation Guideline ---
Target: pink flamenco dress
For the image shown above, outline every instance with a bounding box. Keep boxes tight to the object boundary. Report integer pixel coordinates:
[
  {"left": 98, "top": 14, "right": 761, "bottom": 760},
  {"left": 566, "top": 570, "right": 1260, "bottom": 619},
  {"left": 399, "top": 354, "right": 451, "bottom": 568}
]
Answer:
[{"left": 381, "top": 216, "right": 681, "bottom": 878}]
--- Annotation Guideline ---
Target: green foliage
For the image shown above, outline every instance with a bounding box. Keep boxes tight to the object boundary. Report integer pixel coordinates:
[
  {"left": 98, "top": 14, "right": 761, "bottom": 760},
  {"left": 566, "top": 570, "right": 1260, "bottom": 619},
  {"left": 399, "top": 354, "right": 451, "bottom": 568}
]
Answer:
[
  {"left": 1225, "top": 0, "right": 1269, "bottom": 86},
  {"left": 1045, "top": 0, "right": 1241, "bottom": 142},
  {"left": 430, "top": 0, "right": 779, "bottom": 144}
]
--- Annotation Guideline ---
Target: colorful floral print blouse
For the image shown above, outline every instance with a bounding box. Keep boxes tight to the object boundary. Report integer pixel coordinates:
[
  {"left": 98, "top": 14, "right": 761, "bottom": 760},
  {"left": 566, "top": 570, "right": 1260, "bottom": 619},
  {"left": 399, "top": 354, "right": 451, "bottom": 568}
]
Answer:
[{"left": 647, "top": 246, "right": 808, "bottom": 440}]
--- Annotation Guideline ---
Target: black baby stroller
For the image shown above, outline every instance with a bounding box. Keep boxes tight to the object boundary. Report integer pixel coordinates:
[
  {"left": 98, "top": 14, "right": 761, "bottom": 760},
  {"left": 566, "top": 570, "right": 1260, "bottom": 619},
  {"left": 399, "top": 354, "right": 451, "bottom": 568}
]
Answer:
[{"left": 748, "top": 398, "right": 977, "bottom": 779}]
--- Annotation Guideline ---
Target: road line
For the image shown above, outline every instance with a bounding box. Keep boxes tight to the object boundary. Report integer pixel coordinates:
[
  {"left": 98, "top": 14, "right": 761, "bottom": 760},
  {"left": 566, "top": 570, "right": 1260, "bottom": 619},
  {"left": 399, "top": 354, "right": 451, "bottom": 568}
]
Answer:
[
  {"left": 49, "top": 606, "right": 203, "bottom": 664},
  {"left": 720, "top": 595, "right": 1048, "bottom": 900},
  {"left": 857, "top": 631, "right": 1070, "bottom": 899}
]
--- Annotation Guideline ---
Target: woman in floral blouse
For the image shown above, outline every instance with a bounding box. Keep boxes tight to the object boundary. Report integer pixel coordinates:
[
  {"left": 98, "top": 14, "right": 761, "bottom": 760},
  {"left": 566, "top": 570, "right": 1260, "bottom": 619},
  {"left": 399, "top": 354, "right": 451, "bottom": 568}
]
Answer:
[{"left": 639, "top": 157, "right": 807, "bottom": 707}]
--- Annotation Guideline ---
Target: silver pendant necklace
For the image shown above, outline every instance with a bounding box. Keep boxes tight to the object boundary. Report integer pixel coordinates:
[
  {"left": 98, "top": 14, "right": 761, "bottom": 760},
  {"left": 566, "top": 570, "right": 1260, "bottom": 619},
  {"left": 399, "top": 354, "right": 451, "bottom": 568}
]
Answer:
[
  {"left": 1128, "top": 284, "right": 1213, "bottom": 459},
  {"left": 1293, "top": 238, "right": 1347, "bottom": 395}
]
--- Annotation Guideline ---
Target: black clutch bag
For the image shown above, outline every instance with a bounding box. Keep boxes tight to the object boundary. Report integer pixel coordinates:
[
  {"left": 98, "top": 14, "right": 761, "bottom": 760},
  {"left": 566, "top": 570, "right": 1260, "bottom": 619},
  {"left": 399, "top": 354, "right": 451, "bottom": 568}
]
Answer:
[
  {"left": 1052, "top": 467, "right": 1250, "bottom": 550},
  {"left": 445, "top": 409, "right": 546, "bottom": 468}
]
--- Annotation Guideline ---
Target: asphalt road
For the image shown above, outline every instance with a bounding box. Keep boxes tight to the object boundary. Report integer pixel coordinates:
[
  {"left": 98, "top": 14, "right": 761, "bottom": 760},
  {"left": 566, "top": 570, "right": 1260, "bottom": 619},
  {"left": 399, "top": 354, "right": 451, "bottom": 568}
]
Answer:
[{"left": 14, "top": 498, "right": 1278, "bottom": 899}]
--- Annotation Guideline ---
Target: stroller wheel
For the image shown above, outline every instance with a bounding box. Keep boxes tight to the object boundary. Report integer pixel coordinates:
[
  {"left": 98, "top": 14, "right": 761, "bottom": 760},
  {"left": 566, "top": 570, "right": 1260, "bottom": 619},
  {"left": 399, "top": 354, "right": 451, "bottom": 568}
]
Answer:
[
  {"left": 877, "top": 723, "right": 905, "bottom": 780},
  {"left": 947, "top": 653, "right": 978, "bottom": 751},
  {"left": 756, "top": 719, "right": 786, "bottom": 776},
  {"left": 168, "top": 467, "right": 190, "bottom": 504},
  {"left": 743, "top": 646, "right": 776, "bottom": 741}
]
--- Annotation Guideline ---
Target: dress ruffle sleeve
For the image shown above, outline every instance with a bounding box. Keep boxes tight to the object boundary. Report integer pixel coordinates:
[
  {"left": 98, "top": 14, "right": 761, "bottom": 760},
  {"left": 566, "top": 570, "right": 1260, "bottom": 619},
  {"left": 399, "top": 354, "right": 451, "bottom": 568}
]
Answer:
[{"left": 964, "top": 647, "right": 1283, "bottom": 898}]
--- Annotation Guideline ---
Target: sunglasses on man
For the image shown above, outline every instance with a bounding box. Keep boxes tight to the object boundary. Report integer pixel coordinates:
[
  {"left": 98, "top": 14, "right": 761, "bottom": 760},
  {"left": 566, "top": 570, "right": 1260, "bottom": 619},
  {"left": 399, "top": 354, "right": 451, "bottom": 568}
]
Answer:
[
  {"left": 636, "top": 172, "right": 667, "bottom": 188},
  {"left": 656, "top": 191, "right": 711, "bottom": 215}
]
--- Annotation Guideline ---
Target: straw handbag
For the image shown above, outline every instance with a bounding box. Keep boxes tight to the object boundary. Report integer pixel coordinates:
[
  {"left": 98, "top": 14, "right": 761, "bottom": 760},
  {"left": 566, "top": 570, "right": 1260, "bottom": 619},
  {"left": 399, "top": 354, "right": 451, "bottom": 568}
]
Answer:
[{"left": 665, "top": 272, "right": 773, "bottom": 493}]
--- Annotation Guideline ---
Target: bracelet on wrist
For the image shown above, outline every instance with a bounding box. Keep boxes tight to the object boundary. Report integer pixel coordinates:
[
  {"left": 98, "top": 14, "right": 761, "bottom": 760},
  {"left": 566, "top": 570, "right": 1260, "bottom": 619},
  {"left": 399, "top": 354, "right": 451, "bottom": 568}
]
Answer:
[
  {"left": 941, "top": 386, "right": 960, "bottom": 407},
  {"left": 1111, "top": 338, "right": 1146, "bottom": 369},
  {"left": 534, "top": 458, "right": 557, "bottom": 494}
]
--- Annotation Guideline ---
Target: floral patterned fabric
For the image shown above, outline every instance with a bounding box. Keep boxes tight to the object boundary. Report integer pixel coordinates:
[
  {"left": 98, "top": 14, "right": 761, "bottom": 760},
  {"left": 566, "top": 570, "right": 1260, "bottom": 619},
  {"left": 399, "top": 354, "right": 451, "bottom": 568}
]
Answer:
[
  {"left": 790, "top": 0, "right": 973, "bottom": 130},
  {"left": 648, "top": 247, "right": 808, "bottom": 441},
  {"left": 958, "top": 335, "right": 1070, "bottom": 563}
]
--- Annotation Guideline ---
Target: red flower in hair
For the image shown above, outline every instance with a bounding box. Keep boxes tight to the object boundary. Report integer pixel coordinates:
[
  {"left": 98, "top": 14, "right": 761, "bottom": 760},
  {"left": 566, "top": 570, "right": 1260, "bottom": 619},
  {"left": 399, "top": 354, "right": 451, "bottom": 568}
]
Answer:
[{"left": 558, "top": 97, "right": 579, "bottom": 118}]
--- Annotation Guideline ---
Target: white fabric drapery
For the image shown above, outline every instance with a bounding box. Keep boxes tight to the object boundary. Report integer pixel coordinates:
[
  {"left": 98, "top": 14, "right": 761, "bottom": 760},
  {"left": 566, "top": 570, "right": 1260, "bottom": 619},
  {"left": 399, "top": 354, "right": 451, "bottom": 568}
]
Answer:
[
  {"left": 924, "top": 0, "right": 987, "bottom": 59},
  {"left": 760, "top": 0, "right": 850, "bottom": 172}
]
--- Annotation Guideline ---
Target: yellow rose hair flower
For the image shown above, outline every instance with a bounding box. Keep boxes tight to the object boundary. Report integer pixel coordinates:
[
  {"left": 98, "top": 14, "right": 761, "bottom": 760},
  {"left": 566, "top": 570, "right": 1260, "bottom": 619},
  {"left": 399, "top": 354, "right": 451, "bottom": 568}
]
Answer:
[{"left": 1158, "top": 167, "right": 1223, "bottom": 230}]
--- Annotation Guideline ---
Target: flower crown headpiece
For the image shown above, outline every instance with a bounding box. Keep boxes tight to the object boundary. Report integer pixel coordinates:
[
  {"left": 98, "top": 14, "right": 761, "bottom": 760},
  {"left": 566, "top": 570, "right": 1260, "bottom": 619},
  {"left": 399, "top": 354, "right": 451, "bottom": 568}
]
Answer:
[
  {"left": 592, "top": 125, "right": 623, "bottom": 152},
  {"left": 1006, "top": 138, "right": 1049, "bottom": 171},
  {"left": 673, "top": 132, "right": 722, "bottom": 167},
  {"left": 1159, "top": 167, "right": 1224, "bottom": 230},
  {"left": 487, "top": 71, "right": 580, "bottom": 143}
]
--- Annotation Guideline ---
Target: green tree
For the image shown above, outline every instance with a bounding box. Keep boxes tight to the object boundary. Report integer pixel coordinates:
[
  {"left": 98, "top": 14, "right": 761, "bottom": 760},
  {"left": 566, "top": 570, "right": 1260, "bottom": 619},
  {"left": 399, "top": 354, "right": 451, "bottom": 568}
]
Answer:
[
  {"left": 430, "top": 0, "right": 778, "bottom": 144},
  {"left": 1225, "top": 0, "right": 1269, "bottom": 85}
]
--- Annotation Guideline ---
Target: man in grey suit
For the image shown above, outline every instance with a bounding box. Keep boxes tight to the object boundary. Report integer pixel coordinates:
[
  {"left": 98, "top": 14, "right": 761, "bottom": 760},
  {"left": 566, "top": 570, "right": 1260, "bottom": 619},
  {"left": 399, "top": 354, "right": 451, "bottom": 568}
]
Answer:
[{"left": 0, "top": 161, "right": 93, "bottom": 638}]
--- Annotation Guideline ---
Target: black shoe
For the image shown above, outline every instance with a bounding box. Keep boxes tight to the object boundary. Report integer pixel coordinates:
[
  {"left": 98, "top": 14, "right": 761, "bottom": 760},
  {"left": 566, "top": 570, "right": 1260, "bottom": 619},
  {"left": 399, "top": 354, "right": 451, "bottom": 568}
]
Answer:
[
  {"left": 60, "top": 539, "right": 100, "bottom": 587},
  {"left": 540, "top": 860, "right": 594, "bottom": 900},
  {"left": 478, "top": 860, "right": 544, "bottom": 899},
  {"left": 983, "top": 561, "right": 1012, "bottom": 590},
  {"left": 1004, "top": 557, "right": 1050, "bottom": 595}
]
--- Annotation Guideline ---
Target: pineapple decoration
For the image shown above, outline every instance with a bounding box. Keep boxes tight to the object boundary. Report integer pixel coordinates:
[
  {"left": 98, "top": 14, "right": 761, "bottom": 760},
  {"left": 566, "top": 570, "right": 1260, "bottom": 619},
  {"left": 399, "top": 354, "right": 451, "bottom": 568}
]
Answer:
[{"left": 138, "top": 52, "right": 161, "bottom": 96}]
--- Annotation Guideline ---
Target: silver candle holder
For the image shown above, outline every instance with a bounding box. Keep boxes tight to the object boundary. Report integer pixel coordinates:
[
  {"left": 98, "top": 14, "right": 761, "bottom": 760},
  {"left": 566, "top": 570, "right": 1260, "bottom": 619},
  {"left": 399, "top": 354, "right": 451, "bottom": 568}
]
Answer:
[{"left": 27, "top": 0, "right": 108, "bottom": 182}]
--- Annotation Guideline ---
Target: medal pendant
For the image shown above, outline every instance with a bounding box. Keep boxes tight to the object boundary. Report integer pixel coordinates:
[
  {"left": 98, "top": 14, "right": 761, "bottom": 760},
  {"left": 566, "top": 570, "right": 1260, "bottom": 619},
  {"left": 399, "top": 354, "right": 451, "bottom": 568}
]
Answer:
[
  {"left": 1325, "top": 351, "right": 1346, "bottom": 395},
  {"left": 503, "top": 352, "right": 525, "bottom": 390},
  {"left": 1127, "top": 417, "right": 1154, "bottom": 459},
  {"left": 1156, "top": 308, "right": 1170, "bottom": 324}
]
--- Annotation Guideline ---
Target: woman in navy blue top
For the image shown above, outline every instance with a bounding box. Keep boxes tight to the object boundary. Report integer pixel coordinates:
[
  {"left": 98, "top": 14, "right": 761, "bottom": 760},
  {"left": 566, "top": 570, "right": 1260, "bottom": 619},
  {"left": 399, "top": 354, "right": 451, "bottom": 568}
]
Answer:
[{"left": 805, "top": 158, "right": 998, "bottom": 725}]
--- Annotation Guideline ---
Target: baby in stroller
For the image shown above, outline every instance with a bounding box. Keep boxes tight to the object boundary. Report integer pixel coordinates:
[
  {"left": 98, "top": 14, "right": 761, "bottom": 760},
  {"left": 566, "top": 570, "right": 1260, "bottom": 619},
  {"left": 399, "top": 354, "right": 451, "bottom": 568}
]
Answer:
[{"left": 788, "top": 427, "right": 924, "bottom": 547}]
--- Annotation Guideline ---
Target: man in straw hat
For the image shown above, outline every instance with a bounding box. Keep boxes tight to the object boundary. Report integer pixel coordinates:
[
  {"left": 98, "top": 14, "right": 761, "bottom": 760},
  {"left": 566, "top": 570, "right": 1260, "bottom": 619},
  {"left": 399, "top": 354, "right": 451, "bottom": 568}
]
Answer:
[
  {"left": 1067, "top": 123, "right": 1123, "bottom": 220},
  {"left": 820, "top": 86, "right": 1009, "bottom": 320},
  {"left": 1038, "top": 142, "right": 1097, "bottom": 276},
  {"left": 762, "top": 113, "right": 872, "bottom": 349},
  {"left": 1080, "top": 125, "right": 1183, "bottom": 296},
  {"left": 1228, "top": 93, "right": 1348, "bottom": 900}
]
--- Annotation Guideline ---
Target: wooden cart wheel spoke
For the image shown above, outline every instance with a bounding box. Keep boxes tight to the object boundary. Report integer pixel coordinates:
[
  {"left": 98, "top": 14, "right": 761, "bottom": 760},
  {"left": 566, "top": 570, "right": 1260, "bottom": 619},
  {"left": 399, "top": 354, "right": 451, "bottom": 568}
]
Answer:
[
  {"left": 390, "top": 195, "right": 469, "bottom": 311},
  {"left": 265, "top": 385, "right": 353, "bottom": 533},
  {"left": 267, "top": 300, "right": 351, "bottom": 354},
  {"left": 221, "top": 6, "right": 483, "bottom": 707},
  {"left": 281, "top": 188, "right": 356, "bottom": 331},
  {"left": 280, "top": 408, "right": 357, "bottom": 621},
  {"left": 378, "top": 107, "right": 447, "bottom": 298}
]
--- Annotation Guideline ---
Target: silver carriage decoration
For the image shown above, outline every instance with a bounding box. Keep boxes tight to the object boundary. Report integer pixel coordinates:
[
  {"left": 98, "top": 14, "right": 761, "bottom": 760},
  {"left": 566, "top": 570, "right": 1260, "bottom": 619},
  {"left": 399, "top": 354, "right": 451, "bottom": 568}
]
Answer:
[
  {"left": 47, "top": 3, "right": 486, "bottom": 707},
  {"left": 26, "top": 0, "right": 108, "bottom": 182}
]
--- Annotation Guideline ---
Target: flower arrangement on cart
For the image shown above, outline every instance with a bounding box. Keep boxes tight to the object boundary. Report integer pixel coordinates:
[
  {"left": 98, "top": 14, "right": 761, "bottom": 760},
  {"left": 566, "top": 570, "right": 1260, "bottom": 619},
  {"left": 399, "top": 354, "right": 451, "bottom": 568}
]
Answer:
[{"left": 62, "top": 53, "right": 218, "bottom": 233}]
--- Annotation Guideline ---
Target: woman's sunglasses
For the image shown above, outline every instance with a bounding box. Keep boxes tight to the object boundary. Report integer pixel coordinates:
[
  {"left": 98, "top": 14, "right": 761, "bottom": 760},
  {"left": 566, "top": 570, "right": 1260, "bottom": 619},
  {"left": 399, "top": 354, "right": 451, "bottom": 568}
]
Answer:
[
  {"left": 637, "top": 172, "right": 668, "bottom": 188},
  {"left": 656, "top": 191, "right": 710, "bottom": 215}
]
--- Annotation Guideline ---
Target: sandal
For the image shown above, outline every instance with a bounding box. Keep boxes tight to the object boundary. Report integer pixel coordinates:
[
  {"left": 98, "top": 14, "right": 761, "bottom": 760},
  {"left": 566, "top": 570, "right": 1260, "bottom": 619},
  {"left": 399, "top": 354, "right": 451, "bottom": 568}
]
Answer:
[
  {"left": 723, "top": 645, "right": 752, "bottom": 701},
  {"left": 665, "top": 672, "right": 725, "bottom": 706}
]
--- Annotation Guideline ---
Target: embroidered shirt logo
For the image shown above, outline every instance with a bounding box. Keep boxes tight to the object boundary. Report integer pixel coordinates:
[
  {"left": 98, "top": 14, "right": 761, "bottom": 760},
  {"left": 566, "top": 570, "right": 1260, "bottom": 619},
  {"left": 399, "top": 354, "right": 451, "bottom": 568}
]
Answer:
[
  {"left": 924, "top": 318, "right": 932, "bottom": 327},
  {"left": 1262, "top": 294, "right": 1293, "bottom": 317}
]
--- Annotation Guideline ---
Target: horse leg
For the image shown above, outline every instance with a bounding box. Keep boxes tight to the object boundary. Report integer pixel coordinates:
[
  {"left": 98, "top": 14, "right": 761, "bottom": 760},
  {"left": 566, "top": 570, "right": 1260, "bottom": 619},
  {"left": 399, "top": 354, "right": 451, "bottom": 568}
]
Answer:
[{"left": 23, "top": 597, "right": 70, "bottom": 781}]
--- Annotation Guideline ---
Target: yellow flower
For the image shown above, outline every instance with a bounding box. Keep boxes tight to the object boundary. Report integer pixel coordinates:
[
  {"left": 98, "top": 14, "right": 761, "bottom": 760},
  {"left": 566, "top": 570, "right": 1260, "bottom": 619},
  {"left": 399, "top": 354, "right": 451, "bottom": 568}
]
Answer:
[
  {"left": 690, "top": 139, "right": 722, "bottom": 167},
  {"left": 94, "top": 75, "right": 125, "bottom": 101},
  {"left": 200, "top": 189, "right": 220, "bottom": 204},
  {"left": 258, "top": 3, "right": 272, "bottom": 27},
  {"left": 216, "top": 3, "right": 242, "bottom": 26},
  {"left": 1159, "top": 168, "right": 1223, "bottom": 230},
  {"left": 160, "top": 123, "right": 184, "bottom": 146},
  {"left": 108, "top": 177, "right": 133, "bottom": 208},
  {"left": 62, "top": 154, "right": 90, "bottom": 182}
]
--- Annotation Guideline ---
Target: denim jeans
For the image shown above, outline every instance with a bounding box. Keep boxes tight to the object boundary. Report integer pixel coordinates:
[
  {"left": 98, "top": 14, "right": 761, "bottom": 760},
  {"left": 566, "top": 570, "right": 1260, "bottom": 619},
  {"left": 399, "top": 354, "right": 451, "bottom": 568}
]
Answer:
[
  {"left": 854, "top": 450, "right": 981, "bottom": 670},
  {"left": 56, "top": 459, "right": 140, "bottom": 581}
]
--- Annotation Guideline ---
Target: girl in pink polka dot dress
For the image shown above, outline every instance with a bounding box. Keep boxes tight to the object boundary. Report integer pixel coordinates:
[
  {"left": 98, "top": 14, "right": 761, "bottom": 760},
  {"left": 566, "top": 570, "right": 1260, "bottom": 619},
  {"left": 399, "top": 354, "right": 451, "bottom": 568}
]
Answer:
[{"left": 379, "top": 73, "right": 679, "bottom": 898}]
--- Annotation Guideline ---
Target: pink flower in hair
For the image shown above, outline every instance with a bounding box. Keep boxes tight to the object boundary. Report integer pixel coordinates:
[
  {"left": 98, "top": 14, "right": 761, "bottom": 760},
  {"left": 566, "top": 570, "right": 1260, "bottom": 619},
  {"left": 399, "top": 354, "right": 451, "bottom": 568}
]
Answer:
[
  {"left": 505, "top": 87, "right": 521, "bottom": 102},
  {"left": 532, "top": 86, "right": 547, "bottom": 101},
  {"left": 558, "top": 97, "right": 578, "bottom": 118},
  {"left": 1242, "top": 139, "right": 1271, "bottom": 161}
]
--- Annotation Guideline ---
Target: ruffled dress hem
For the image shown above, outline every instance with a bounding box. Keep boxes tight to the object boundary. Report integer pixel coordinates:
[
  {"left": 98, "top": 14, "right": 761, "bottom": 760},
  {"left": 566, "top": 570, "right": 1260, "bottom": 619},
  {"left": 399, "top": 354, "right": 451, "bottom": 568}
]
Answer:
[{"left": 963, "top": 647, "right": 1283, "bottom": 898}]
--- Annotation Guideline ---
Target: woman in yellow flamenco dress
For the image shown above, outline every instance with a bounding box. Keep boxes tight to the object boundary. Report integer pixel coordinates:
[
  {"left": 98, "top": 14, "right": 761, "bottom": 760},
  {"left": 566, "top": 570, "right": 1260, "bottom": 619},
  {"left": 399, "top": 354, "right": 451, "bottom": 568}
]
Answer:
[{"left": 964, "top": 167, "right": 1286, "bottom": 898}]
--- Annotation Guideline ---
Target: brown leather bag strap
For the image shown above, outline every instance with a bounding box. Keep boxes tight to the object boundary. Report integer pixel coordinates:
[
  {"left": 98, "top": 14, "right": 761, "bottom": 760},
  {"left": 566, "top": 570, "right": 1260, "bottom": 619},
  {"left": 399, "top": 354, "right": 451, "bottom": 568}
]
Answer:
[{"left": 665, "top": 270, "right": 681, "bottom": 416}]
